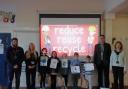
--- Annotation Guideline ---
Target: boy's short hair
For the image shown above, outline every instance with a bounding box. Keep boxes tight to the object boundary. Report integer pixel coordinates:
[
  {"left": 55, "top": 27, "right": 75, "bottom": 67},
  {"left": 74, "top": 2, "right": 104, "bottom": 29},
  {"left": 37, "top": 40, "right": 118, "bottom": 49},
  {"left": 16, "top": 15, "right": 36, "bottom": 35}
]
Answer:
[
  {"left": 42, "top": 48, "right": 47, "bottom": 51},
  {"left": 74, "top": 52, "right": 79, "bottom": 56}
]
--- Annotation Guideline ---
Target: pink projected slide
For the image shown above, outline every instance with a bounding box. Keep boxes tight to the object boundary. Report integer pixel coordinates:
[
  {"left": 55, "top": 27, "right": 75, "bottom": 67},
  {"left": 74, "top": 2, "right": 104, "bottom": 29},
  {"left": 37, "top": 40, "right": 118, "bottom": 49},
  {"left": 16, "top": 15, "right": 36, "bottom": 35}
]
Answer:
[{"left": 40, "top": 25, "right": 99, "bottom": 56}]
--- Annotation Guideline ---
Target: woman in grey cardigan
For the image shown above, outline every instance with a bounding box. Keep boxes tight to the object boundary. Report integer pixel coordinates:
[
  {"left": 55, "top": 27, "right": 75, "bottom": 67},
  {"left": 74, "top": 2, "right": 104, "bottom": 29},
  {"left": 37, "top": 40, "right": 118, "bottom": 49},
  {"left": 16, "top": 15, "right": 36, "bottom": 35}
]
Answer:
[{"left": 110, "top": 41, "right": 127, "bottom": 89}]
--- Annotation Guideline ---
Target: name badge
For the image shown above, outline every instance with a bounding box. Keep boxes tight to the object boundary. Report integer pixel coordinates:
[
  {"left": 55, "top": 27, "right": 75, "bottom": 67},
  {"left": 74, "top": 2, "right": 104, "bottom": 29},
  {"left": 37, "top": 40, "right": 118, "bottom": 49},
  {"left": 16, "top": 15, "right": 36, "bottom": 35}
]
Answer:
[
  {"left": 116, "top": 61, "right": 119, "bottom": 64},
  {"left": 31, "top": 61, "right": 35, "bottom": 65}
]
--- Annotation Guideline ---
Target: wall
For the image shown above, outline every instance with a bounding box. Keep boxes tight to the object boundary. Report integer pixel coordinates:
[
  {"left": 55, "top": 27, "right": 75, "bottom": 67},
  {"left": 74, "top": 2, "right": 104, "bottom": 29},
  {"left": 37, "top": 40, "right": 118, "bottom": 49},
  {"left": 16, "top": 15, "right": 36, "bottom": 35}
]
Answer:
[
  {"left": 1, "top": 0, "right": 128, "bottom": 87},
  {"left": 105, "top": 0, "right": 126, "bottom": 12},
  {"left": 112, "top": 14, "right": 128, "bottom": 60},
  {"left": 0, "top": 0, "right": 104, "bottom": 87},
  {"left": 105, "top": 14, "right": 128, "bottom": 86},
  {"left": 0, "top": 0, "right": 104, "bottom": 52},
  {"left": 0, "top": 0, "right": 104, "bottom": 29},
  {"left": 112, "top": 15, "right": 128, "bottom": 38}
]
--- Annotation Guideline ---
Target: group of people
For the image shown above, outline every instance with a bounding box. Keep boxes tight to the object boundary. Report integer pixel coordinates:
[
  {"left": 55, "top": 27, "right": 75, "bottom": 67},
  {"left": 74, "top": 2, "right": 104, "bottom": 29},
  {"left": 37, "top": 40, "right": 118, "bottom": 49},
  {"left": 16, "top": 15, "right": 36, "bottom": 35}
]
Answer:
[
  {"left": 6, "top": 37, "right": 82, "bottom": 89},
  {"left": 94, "top": 35, "right": 126, "bottom": 89},
  {"left": 3, "top": 34, "right": 126, "bottom": 89}
]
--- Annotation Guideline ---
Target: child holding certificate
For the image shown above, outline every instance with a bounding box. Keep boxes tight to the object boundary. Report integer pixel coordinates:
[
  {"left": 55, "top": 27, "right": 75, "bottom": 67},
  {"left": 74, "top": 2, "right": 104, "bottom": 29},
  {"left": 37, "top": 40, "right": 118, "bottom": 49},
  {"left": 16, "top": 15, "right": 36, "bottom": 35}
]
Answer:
[
  {"left": 47, "top": 51, "right": 61, "bottom": 89},
  {"left": 60, "top": 53, "right": 70, "bottom": 89},
  {"left": 38, "top": 48, "right": 49, "bottom": 89},
  {"left": 70, "top": 52, "right": 81, "bottom": 89},
  {"left": 84, "top": 55, "right": 95, "bottom": 89}
]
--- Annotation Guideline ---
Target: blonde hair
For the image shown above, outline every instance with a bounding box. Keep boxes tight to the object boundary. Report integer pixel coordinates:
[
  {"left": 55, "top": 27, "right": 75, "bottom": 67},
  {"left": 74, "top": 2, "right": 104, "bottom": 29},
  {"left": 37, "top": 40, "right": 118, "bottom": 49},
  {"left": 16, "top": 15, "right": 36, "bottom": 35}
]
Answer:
[
  {"left": 29, "top": 42, "right": 35, "bottom": 53},
  {"left": 26, "top": 42, "right": 38, "bottom": 59}
]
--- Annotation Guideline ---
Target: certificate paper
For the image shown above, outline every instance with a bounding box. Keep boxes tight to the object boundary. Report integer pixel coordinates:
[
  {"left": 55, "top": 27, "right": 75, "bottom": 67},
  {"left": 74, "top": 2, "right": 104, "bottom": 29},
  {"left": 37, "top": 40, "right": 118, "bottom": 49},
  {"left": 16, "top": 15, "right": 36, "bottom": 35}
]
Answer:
[
  {"left": 50, "top": 59, "right": 58, "bottom": 69},
  {"left": 61, "top": 59, "right": 68, "bottom": 68},
  {"left": 40, "top": 56, "right": 48, "bottom": 66},
  {"left": 84, "top": 63, "right": 94, "bottom": 71},
  {"left": 71, "top": 66, "right": 80, "bottom": 74}
]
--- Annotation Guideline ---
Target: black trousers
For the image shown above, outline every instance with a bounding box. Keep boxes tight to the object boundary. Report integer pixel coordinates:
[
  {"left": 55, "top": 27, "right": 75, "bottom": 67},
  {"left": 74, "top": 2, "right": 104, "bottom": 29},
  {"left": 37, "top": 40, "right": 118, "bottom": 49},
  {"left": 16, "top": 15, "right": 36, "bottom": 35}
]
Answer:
[
  {"left": 112, "top": 66, "right": 124, "bottom": 89},
  {"left": 26, "top": 69, "right": 36, "bottom": 89},
  {"left": 40, "top": 72, "right": 46, "bottom": 88},
  {"left": 72, "top": 74, "right": 79, "bottom": 89},
  {"left": 62, "top": 75, "right": 68, "bottom": 87},
  {"left": 97, "top": 66, "right": 109, "bottom": 88},
  {"left": 8, "top": 68, "right": 21, "bottom": 89},
  {"left": 50, "top": 75, "right": 57, "bottom": 89}
]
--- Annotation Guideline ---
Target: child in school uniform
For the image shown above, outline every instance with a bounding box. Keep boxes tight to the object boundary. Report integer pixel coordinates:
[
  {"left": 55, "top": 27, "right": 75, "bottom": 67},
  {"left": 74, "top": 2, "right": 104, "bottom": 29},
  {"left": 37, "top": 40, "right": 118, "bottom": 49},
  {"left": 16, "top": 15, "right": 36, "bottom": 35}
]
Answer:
[
  {"left": 70, "top": 52, "right": 81, "bottom": 89},
  {"left": 84, "top": 55, "right": 95, "bottom": 89},
  {"left": 47, "top": 51, "right": 61, "bottom": 89},
  {"left": 60, "top": 53, "right": 70, "bottom": 89},
  {"left": 38, "top": 48, "right": 49, "bottom": 89}
]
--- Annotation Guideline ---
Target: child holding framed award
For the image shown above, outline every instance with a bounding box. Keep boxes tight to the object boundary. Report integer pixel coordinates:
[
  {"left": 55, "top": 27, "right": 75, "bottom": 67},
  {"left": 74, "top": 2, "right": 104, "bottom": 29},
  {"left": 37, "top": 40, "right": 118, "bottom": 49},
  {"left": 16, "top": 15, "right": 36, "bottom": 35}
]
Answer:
[
  {"left": 60, "top": 53, "right": 70, "bottom": 89},
  {"left": 83, "top": 55, "right": 95, "bottom": 89},
  {"left": 47, "top": 51, "right": 61, "bottom": 89},
  {"left": 70, "top": 52, "right": 81, "bottom": 89},
  {"left": 38, "top": 48, "right": 49, "bottom": 89}
]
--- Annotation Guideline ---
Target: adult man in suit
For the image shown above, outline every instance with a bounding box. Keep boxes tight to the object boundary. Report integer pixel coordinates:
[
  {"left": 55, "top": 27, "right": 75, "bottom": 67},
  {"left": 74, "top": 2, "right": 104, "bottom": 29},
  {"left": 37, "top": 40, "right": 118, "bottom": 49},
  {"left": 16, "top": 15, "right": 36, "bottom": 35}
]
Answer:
[{"left": 94, "top": 35, "right": 111, "bottom": 89}]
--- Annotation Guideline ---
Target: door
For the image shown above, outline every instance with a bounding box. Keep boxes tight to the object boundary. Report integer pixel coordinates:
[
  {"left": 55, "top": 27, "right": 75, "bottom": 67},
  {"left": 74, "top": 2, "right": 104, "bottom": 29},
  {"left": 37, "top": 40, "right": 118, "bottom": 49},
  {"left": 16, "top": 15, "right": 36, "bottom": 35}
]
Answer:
[{"left": 0, "top": 33, "right": 11, "bottom": 86}]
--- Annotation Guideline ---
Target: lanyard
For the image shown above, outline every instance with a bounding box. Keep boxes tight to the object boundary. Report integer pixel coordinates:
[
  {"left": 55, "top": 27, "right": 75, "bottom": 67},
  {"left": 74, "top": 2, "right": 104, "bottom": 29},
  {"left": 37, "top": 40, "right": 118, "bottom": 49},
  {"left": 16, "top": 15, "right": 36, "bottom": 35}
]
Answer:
[{"left": 116, "top": 54, "right": 119, "bottom": 64}]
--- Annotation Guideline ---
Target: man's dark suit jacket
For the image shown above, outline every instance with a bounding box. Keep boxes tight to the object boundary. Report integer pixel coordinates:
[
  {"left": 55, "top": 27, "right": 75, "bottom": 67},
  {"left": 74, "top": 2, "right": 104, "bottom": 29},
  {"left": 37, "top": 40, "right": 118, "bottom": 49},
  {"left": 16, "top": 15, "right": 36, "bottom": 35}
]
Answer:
[{"left": 94, "top": 43, "right": 111, "bottom": 69}]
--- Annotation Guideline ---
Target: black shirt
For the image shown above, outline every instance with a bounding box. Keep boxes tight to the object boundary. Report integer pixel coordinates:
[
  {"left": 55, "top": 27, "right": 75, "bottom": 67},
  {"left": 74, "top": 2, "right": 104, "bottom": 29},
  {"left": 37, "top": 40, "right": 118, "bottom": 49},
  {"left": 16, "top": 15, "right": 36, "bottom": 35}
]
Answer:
[
  {"left": 6, "top": 46, "right": 24, "bottom": 68},
  {"left": 25, "top": 51, "right": 38, "bottom": 70}
]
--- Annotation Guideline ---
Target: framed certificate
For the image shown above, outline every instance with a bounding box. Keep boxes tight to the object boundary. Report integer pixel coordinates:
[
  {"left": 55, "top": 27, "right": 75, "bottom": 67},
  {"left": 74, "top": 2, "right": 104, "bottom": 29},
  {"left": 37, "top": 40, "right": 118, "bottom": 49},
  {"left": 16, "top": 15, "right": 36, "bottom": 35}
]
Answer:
[
  {"left": 71, "top": 66, "right": 80, "bottom": 74},
  {"left": 61, "top": 59, "right": 68, "bottom": 68},
  {"left": 84, "top": 63, "right": 94, "bottom": 71},
  {"left": 50, "top": 59, "right": 58, "bottom": 69},
  {"left": 40, "top": 56, "right": 48, "bottom": 66}
]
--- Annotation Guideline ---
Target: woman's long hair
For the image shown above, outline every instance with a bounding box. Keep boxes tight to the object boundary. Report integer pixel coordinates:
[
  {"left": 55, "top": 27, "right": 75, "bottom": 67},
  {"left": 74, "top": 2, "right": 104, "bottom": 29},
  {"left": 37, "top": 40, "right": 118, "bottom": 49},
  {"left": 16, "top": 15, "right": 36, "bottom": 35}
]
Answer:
[{"left": 26, "top": 42, "right": 37, "bottom": 59}]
